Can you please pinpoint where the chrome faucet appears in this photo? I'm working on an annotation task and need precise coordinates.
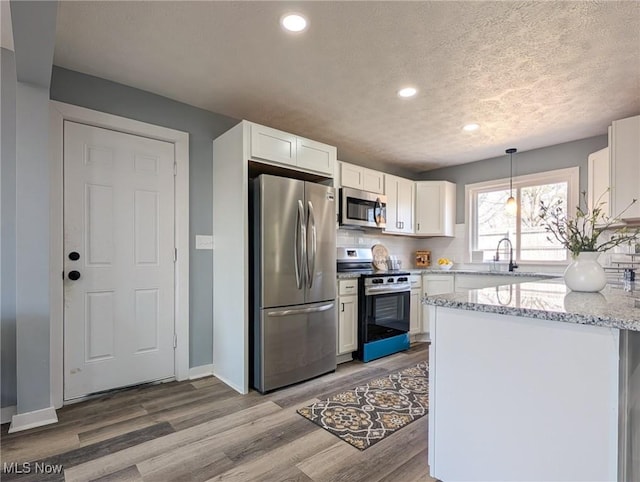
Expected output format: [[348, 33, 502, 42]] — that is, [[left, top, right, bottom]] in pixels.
[[494, 237, 518, 272]]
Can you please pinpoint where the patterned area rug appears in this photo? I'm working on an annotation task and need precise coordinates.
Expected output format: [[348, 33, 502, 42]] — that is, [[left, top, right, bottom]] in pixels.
[[297, 362, 429, 450]]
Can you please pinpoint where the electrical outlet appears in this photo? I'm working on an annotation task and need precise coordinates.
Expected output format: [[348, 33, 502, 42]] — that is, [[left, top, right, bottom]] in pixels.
[[195, 235, 214, 250]]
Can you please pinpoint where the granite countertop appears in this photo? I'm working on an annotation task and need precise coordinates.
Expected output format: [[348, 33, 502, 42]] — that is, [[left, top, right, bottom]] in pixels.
[[337, 269, 558, 279], [408, 268, 557, 278], [423, 277, 640, 332]]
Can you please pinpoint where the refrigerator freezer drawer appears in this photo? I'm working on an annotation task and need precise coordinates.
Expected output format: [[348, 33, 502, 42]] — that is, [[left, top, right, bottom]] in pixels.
[[254, 301, 337, 393]]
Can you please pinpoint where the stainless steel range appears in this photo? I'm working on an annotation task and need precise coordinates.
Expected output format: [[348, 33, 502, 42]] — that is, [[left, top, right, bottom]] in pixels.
[[337, 248, 411, 362]]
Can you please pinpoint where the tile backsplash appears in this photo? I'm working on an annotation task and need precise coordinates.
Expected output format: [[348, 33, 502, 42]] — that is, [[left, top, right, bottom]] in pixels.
[[337, 224, 569, 274], [337, 225, 468, 270]]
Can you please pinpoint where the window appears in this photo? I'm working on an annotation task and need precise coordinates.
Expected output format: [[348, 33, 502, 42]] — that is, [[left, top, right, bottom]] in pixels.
[[466, 167, 579, 263]]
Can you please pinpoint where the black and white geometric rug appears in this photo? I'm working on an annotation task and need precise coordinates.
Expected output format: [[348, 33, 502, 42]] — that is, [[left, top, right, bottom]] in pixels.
[[297, 362, 429, 450]]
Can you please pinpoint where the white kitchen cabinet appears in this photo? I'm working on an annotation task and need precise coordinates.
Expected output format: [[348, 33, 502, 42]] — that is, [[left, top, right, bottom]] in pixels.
[[384, 174, 415, 234], [415, 181, 456, 236], [409, 275, 422, 335], [250, 123, 297, 167], [610, 115, 640, 221], [422, 274, 454, 337], [587, 146, 610, 218], [249, 122, 336, 177], [340, 162, 363, 189], [297, 136, 336, 176], [363, 169, 384, 194], [337, 279, 358, 355], [339, 162, 384, 194]]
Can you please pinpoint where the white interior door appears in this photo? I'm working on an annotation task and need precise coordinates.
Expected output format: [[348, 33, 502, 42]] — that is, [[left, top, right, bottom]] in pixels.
[[64, 121, 176, 400]]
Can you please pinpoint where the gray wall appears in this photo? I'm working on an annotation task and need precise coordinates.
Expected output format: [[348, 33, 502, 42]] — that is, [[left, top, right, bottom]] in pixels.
[[1, 48, 17, 408], [15, 81, 51, 413], [50, 67, 239, 368], [419, 136, 609, 223]]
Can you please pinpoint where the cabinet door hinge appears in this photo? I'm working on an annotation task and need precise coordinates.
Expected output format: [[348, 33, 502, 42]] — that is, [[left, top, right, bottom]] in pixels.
[[174, 334, 178, 349], [173, 162, 178, 176], [174, 248, 177, 262]]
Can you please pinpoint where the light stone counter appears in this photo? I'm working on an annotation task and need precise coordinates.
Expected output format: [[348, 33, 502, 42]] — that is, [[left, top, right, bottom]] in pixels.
[[423, 277, 640, 332], [338, 269, 558, 279], [409, 268, 558, 278]]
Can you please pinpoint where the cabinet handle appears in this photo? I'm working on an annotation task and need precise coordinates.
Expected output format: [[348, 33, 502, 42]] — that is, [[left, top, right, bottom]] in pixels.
[[341, 303, 345, 312], [417, 223, 420, 230]]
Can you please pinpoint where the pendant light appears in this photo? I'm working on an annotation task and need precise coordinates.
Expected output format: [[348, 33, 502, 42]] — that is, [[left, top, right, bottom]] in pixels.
[[505, 148, 518, 215]]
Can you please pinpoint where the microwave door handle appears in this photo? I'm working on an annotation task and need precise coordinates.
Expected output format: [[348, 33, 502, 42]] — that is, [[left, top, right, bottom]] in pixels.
[[294, 200, 304, 289], [307, 201, 316, 288], [375, 198, 382, 226]]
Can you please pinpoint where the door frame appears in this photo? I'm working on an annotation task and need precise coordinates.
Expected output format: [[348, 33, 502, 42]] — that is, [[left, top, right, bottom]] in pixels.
[[49, 101, 190, 407]]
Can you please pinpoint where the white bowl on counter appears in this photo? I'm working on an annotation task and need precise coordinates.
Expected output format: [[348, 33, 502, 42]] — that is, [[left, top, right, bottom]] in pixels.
[[439, 263, 454, 271]]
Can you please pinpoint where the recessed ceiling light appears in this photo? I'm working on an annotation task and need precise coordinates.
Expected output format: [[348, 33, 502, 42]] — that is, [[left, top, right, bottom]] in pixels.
[[397, 87, 417, 98], [281, 13, 307, 32], [463, 123, 480, 132]]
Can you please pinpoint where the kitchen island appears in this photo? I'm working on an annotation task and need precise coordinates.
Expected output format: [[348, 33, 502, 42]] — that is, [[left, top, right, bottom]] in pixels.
[[423, 278, 639, 482]]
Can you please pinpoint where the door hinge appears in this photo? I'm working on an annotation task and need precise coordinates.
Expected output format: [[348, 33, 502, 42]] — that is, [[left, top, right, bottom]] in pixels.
[[173, 162, 177, 176], [173, 334, 177, 349], [174, 248, 177, 262]]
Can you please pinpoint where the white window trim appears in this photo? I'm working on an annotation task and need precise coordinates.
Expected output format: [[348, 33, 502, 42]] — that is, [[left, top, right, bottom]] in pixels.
[[49, 101, 190, 408], [464, 167, 580, 264]]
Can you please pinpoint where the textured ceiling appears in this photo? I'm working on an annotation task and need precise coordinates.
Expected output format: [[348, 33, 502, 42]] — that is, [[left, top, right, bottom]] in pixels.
[[54, 1, 640, 174]]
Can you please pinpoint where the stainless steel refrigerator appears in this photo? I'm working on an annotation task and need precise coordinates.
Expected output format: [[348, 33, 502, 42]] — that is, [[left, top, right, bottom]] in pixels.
[[251, 174, 337, 393]]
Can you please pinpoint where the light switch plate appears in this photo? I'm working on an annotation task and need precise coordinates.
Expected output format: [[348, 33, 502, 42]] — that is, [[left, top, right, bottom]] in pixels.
[[195, 235, 214, 250]]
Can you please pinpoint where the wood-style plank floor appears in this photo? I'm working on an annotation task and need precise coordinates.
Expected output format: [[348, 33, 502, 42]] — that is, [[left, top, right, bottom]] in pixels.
[[0, 343, 434, 482]]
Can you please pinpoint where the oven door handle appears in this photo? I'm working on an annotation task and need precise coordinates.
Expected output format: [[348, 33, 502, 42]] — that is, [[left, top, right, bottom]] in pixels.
[[365, 284, 411, 295]]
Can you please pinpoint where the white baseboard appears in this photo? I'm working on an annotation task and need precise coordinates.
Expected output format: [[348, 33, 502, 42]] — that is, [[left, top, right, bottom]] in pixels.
[[1, 405, 17, 424], [412, 333, 431, 343], [213, 370, 247, 394], [8, 406, 58, 433], [188, 364, 214, 380], [336, 353, 353, 365]]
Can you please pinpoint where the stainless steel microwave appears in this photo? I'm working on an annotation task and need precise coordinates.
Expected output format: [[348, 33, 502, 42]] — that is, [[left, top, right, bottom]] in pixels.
[[339, 187, 387, 228]]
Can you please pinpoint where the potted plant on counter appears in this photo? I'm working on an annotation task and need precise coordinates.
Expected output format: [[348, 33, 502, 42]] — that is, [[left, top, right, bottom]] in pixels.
[[539, 189, 640, 292]]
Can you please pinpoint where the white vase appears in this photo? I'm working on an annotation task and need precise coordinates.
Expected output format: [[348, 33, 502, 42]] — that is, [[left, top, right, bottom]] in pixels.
[[563, 252, 607, 292]]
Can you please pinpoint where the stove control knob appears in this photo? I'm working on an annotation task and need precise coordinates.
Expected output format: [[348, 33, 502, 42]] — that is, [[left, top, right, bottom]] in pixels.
[[397, 277, 408, 282], [372, 279, 383, 284], [387, 278, 395, 283]]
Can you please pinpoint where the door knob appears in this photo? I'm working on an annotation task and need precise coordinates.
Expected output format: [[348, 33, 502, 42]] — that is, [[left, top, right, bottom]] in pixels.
[[68, 270, 81, 281], [68, 251, 80, 261]]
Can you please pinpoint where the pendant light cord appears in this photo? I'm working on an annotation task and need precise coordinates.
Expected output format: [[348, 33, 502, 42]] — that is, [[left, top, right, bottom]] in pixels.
[[506, 148, 517, 197], [509, 152, 513, 196]]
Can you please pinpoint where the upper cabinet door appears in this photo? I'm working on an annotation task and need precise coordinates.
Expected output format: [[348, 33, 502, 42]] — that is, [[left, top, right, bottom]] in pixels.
[[415, 181, 456, 236], [340, 162, 364, 190], [610, 115, 640, 221], [384, 174, 414, 234], [362, 168, 384, 194], [587, 147, 610, 219], [339, 162, 384, 194], [397, 177, 415, 234], [384, 175, 400, 233], [250, 124, 297, 167], [297, 137, 336, 177]]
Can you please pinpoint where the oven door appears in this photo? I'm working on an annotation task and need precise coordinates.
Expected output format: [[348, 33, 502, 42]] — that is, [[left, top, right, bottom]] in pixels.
[[340, 187, 386, 228], [363, 290, 410, 342]]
